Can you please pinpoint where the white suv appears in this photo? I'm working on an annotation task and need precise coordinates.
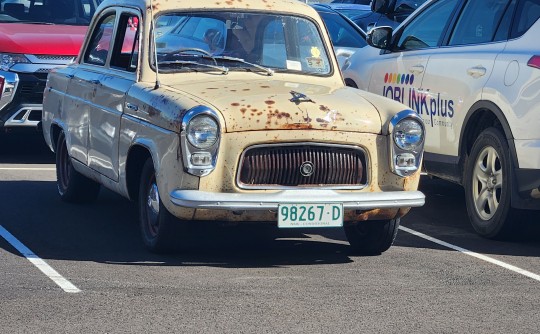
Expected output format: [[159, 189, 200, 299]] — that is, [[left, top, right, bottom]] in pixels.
[[342, 0, 540, 239]]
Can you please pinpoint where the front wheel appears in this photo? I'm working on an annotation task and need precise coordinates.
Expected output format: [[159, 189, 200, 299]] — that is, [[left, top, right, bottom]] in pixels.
[[138, 158, 179, 252], [344, 218, 400, 255], [464, 127, 515, 239]]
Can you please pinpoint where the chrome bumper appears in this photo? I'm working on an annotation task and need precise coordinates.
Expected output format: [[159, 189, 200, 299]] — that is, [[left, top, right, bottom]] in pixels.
[[170, 189, 425, 211]]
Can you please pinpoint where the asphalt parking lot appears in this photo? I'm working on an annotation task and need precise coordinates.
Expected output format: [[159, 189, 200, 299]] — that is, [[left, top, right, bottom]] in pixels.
[[1, 133, 539, 333]]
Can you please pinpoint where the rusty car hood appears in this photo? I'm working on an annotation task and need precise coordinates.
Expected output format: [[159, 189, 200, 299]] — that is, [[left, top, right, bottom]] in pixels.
[[168, 79, 383, 133]]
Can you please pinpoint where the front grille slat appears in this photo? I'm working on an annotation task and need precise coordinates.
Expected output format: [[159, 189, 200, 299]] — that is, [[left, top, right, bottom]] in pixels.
[[238, 144, 367, 188]]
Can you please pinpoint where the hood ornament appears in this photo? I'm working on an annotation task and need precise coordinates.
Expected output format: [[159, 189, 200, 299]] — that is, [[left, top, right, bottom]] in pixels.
[[289, 91, 315, 105]]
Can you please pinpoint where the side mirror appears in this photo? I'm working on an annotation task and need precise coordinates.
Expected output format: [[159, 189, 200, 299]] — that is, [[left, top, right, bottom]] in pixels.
[[367, 26, 393, 49], [371, 0, 392, 14]]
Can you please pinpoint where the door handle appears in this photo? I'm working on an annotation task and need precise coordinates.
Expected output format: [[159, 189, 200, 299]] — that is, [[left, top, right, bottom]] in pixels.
[[467, 66, 486, 78], [65, 74, 74, 79], [90, 79, 101, 85], [125, 103, 138, 111], [409, 64, 425, 74]]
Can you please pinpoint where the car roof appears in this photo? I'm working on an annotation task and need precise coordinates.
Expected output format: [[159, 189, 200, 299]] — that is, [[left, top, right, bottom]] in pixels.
[[97, 0, 317, 15]]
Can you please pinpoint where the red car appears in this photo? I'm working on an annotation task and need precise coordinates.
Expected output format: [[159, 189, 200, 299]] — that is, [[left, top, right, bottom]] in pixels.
[[0, 0, 101, 133]]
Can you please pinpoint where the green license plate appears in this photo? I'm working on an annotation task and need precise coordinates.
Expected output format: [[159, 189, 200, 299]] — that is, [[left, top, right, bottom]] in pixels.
[[278, 203, 343, 228]]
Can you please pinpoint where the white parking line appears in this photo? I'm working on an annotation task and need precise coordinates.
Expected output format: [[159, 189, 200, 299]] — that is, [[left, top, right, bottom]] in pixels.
[[399, 226, 540, 282], [0, 225, 81, 293], [0, 168, 56, 171]]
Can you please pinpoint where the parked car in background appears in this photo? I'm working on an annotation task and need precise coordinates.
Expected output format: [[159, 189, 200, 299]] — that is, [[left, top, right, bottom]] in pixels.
[[351, 0, 426, 31], [0, 0, 101, 133], [42, 0, 426, 255], [313, 3, 368, 67], [343, 0, 540, 239], [324, 3, 372, 19], [331, 0, 372, 4]]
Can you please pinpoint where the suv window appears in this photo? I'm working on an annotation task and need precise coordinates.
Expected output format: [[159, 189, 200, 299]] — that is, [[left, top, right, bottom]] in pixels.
[[449, 0, 511, 46], [511, 0, 540, 38], [84, 13, 116, 66], [396, 0, 459, 51]]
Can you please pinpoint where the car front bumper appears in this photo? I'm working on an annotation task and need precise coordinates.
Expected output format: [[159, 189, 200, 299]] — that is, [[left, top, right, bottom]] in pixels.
[[170, 189, 425, 211]]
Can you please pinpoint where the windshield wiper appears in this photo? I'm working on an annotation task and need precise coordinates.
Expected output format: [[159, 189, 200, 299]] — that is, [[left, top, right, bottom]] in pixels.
[[211, 56, 274, 76], [158, 60, 229, 74]]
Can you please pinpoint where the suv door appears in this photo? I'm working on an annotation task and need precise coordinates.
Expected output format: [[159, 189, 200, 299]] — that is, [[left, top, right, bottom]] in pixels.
[[366, 0, 460, 123], [421, 0, 514, 160]]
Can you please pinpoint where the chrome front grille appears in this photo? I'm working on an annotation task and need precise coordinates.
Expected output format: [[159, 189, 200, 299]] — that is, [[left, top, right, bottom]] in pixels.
[[238, 143, 367, 189]]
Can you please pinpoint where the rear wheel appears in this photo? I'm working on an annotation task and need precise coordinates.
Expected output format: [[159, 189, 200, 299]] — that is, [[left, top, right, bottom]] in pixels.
[[344, 218, 400, 255], [139, 158, 179, 252], [56, 132, 100, 203], [464, 127, 515, 239]]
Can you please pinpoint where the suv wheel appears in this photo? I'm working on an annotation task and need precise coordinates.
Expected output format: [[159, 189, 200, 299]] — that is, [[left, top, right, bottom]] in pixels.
[[344, 218, 400, 255], [139, 158, 179, 252], [56, 132, 100, 203], [464, 127, 515, 239]]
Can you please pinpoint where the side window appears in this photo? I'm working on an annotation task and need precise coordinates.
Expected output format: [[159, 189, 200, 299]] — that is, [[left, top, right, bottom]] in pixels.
[[511, 0, 540, 38], [449, 0, 511, 46], [110, 13, 140, 72], [84, 13, 116, 66], [396, 0, 459, 51], [493, 0, 517, 42]]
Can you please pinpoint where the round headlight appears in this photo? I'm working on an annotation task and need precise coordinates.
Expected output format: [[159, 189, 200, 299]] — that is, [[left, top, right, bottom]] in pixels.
[[393, 118, 424, 151], [187, 115, 218, 149]]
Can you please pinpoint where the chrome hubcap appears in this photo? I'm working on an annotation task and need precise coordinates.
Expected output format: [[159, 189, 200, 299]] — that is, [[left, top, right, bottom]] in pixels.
[[472, 146, 502, 220], [146, 181, 160, 236]]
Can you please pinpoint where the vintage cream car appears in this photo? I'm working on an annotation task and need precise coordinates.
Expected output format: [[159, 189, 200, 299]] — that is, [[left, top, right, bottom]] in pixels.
[[42, 0, 426, 255]]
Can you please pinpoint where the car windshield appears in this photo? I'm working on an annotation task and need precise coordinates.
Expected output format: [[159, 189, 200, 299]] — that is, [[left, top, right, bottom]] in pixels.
[[0, 0, 102, 25], [154, 11, 332, 76]]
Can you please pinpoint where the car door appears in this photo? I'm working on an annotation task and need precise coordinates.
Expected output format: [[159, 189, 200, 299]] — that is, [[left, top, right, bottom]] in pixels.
[[88, 10, 139, 182], [421, 0, 513, 157], [365, 0, 460, 118], [63, 10, 117, 166]]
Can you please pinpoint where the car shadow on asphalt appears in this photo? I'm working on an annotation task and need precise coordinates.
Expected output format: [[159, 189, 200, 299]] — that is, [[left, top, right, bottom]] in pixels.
[[0, 132, 55, 164], [1, 179, 540, 268], [0, 180, 355, 268]]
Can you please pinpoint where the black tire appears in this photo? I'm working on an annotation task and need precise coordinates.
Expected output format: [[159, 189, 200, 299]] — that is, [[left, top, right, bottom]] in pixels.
[[344, 218, 400, 255], [56, 132, 100, 203], [138, 158, 179, 253], [464, 127, 515, 239]]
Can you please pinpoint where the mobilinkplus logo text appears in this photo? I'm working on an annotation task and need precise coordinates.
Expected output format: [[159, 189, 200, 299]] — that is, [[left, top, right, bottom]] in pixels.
[[382, 73, 455, 127]]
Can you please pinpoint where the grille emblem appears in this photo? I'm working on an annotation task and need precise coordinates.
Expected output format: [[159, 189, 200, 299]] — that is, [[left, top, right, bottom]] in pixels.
[[300, 161, 314, 177]]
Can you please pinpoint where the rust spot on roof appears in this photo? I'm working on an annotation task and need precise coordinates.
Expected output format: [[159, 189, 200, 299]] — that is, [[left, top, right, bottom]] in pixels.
[[231, 102, 240, 107], [265, 100, 275, 105], [240, 108, 247, 114], [260, 85, 270, 88]]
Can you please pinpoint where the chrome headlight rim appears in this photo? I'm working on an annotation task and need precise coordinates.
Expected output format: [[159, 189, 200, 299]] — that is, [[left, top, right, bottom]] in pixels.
[[186, 114, 219, 149], [388, 109, 425, 149], [181, 106, 221, 176], [389, 110, 425, 177], [393, 118, 424, 151]]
